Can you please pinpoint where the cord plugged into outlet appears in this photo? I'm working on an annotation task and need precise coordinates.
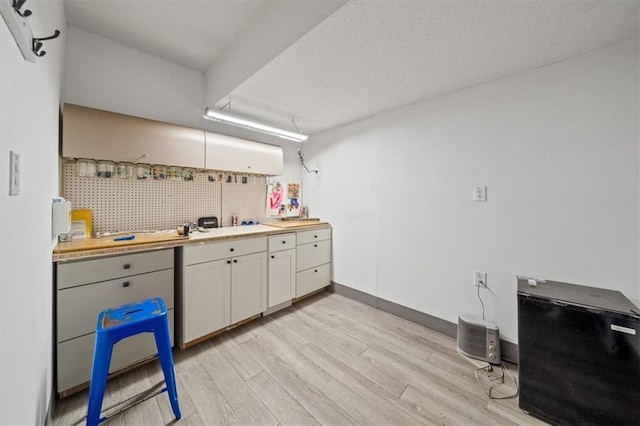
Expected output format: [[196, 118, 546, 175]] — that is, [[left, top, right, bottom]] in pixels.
[[474, 271, 487, 320], [474, 271, 487, 288]]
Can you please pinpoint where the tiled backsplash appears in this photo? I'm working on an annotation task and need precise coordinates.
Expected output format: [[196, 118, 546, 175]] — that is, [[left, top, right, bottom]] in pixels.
[[63, 162, 267, 234]]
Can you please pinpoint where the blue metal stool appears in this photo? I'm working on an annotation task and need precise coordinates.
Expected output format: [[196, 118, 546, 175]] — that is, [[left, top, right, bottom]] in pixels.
[[86, 297, 181, 425]]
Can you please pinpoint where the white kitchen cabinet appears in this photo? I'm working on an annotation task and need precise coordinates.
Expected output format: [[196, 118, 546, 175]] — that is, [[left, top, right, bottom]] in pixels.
[[230, 252, 267, 323], [183, 259, 231, 343], [296, 228, 332, 298], [267, 233, 296, 309], [57, 248, 174, 289], [55, 249, 174, 395], [296, 228, 332, 245], [57, 269, 174, 342], [296, 263, 331, 298], [204, 131, 283, 175], [296, 239, 332, 272], [177, 237, 267, 348], [268, 249, 296, 308], [62, 103, 205, 168], [268, 233, 296, 252]]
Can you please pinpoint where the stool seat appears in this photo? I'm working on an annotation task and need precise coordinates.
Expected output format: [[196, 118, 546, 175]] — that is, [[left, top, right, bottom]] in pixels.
[[87, 297, 181, 426], [99, 298, 164, 330]]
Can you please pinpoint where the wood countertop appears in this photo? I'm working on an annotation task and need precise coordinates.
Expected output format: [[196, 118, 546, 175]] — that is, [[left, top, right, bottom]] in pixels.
[[53, 222, 331, 262]]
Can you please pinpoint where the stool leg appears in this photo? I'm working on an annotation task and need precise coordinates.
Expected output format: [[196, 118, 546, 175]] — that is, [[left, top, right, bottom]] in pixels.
[[87, 332, 113, 426], [153, 318, 181, 420]]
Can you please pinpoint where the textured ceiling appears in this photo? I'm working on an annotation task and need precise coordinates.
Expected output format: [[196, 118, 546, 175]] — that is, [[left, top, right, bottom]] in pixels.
[[63, 0, 639, 136], [228, 0, 640, 134], [63, 0, 274, 71]]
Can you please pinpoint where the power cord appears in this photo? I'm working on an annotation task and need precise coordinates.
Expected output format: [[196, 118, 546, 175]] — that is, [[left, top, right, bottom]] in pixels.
[[477, 282, 485, 320], [298, 149, 318, 174], [474, 363, 519, 400]]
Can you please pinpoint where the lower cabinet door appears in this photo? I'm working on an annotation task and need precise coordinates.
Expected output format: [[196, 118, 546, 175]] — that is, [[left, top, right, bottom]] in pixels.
[[231, 252, 267, 324], [296, 263, 331, 297], [184, 259, 231, 343], [57, 310, 174, 393], [268, 249, 296, 307]]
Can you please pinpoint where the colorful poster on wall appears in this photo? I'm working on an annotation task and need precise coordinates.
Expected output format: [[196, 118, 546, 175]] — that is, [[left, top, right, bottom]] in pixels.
[[266, 180, 301, 217]]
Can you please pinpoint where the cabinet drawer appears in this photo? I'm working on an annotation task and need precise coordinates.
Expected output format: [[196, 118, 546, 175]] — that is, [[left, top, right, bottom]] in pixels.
[[57, 269, 174, 343], [296, 263, 331, 297], [297, 228, 331, 245], [268, 233, 296, 253], [297, 239, 332, 272], [184, 237, 266, 265], [57, 310, 174, 393], [57, 249, 173, 289]]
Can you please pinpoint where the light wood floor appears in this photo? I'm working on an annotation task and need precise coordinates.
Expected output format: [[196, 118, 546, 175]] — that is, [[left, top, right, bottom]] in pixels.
[[53, 291, 545, 425]]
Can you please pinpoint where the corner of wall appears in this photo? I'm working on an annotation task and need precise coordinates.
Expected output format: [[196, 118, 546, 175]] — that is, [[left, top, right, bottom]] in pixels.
[[0, 0, 66, 423]]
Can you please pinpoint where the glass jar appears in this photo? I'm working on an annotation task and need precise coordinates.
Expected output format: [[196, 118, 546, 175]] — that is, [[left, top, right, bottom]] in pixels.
[[152, 165, 167, 180], [136, 164, 151, 180], [96, 160, 114, 178], [115, 162, 133, 179], [167, 166, 183, 181], [77, 159, 96, 177], [183, 169, 194, 181]]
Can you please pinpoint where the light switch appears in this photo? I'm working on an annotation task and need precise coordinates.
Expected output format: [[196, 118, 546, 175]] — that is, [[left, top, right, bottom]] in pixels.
[[9, 151, 19, 196]]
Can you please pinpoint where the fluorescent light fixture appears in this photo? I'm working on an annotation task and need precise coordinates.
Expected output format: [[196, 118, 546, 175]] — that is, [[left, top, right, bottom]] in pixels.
[[204, 107, 308, 142]]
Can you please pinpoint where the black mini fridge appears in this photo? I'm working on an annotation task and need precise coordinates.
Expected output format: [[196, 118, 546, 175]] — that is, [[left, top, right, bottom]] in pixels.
[[517, 278, 640, 425]]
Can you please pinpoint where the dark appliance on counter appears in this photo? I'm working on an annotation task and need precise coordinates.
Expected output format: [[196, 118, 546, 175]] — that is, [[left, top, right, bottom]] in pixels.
[[197, 216, 218, 229], [517, 278, 640, 425]]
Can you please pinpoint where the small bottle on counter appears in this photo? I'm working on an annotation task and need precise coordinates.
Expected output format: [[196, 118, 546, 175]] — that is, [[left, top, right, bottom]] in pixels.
[[231, 215, 238, 227]]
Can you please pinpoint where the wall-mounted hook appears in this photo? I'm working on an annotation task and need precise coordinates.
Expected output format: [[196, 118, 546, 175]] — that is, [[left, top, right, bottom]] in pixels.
[[32, 29, 60, 57], [12, 0, 31, 17]]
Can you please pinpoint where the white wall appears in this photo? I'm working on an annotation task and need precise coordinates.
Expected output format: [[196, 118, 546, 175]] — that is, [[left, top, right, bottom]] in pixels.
[[65, 25, 204, 129], [304, 40, 639, 343], [64, 26, 301, 180], [0, 1, 66, 424]]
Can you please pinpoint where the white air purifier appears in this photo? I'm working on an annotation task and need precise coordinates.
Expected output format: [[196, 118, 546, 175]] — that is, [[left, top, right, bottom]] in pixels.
[[457, 314, 501, 364]]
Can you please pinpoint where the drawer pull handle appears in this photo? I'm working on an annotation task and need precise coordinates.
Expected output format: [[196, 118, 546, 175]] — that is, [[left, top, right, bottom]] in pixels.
[[314, 269, 318, 273], [314, 235, 318, 238], [271, 255, 275, 259], [282, 241, 286, 244], [233, 259, 238, 263], [123, 264, 131, 269], [230, 248, 235, 252], [314, 244, 318, 247], [122, 281, 130, 287], [227, 260, 231, 264]]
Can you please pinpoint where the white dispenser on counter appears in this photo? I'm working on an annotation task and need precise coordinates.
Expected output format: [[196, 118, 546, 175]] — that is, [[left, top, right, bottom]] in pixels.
[[52, 198, 72, 238]]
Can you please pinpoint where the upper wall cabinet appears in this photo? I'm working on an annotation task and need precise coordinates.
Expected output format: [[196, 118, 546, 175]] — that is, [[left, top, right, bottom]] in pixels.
[[205, 132, 283, 176], [62, 104, 205, 169]]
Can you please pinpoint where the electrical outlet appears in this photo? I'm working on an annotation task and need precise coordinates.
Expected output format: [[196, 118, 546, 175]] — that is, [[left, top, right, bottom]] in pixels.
[[474, 271, 487, 288], [473, 185, 486, 202]]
